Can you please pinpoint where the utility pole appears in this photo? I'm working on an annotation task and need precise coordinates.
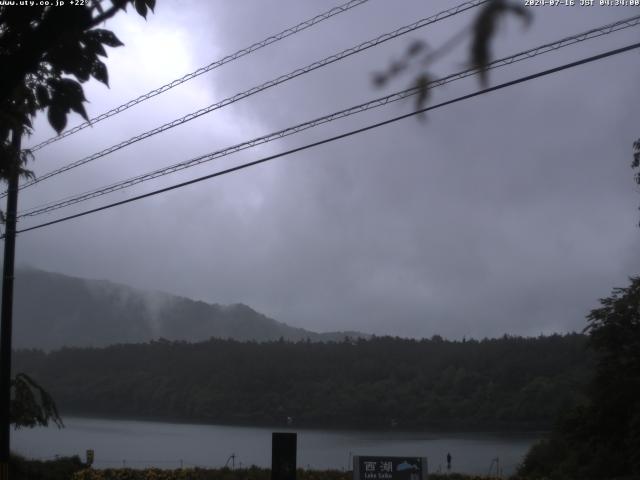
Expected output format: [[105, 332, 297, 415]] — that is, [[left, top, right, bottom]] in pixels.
[[0, 130, 21, 480]]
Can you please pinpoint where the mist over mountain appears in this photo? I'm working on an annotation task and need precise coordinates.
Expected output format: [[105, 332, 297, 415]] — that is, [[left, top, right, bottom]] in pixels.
[[13, 267, 366, 350]]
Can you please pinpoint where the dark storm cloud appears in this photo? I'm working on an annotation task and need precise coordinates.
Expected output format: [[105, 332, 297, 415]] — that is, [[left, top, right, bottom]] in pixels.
[[15, 0, 640, 339]]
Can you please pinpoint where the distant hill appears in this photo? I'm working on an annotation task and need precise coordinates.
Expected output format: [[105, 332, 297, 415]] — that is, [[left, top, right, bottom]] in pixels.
[[13, 267, 366, 350]]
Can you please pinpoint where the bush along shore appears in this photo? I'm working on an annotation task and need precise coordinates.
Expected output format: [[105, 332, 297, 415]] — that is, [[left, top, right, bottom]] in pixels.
[[71, 468, 497, 480], [10, 456, 505, 480], [10, 454, 87, 480]]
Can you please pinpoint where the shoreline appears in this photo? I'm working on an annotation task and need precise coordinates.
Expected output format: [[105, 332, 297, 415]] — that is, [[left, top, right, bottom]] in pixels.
[[56, 413, 548, 437]]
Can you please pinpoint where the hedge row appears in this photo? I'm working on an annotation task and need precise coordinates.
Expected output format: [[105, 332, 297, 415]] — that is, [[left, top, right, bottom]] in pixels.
[[71, 468, 490, 480]]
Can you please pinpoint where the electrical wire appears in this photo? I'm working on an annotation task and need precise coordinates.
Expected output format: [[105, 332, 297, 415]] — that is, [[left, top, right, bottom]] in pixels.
[[8, 0, 488, 197], [18, 14, 640, 219], [27, 0, 374, 153], [10, 41, 640, 237]]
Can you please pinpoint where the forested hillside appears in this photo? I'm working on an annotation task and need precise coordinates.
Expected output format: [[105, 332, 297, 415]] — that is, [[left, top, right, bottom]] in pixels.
[[14, 334, 591, 430], [13, 267, 365, 349]]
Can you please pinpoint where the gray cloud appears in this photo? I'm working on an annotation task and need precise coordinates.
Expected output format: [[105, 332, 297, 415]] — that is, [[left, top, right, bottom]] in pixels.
[[14, 0, 640, 339]]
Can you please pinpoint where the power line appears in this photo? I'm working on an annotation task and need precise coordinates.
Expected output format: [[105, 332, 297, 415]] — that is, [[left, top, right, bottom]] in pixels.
[[26, 0, 373, 153], [9, 0, 488, 197], [11, 42, 640, 237], [18, 14, 640, 219]]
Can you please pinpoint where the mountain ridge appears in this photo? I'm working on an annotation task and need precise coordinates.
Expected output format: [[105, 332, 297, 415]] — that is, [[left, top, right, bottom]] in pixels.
[[13, 267, 367, 350]]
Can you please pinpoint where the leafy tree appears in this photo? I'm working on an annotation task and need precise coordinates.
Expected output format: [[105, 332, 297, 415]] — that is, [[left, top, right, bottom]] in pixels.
[[0, 0, 157, 438], [583, 276, 640, 476], [518, 277, 640, 479], [0, 0, 157, 177], [10, 374, 62, 429]]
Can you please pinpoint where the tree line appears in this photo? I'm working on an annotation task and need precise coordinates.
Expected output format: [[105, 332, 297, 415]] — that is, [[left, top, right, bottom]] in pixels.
[[516, 277, 640, 479], [13, 333, 590, 431]]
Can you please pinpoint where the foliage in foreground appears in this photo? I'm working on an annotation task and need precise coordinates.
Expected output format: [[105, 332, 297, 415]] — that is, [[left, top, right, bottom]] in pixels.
[[10, 373, 63, 429], [10, 453, 86, 480], [517, 277, 640, 480], [10, 457, 494, 480], [71, 467, 491, 480]]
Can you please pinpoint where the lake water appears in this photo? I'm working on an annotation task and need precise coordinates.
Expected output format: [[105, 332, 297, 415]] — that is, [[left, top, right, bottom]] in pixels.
[[12, 417, 541, 475]]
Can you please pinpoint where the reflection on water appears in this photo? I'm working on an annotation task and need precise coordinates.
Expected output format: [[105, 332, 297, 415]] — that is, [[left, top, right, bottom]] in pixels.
[[12, 417, 540, 475]]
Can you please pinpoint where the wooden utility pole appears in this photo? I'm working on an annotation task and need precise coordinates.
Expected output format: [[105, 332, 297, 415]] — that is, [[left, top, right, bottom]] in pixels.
[[0, 130, 21, 480]]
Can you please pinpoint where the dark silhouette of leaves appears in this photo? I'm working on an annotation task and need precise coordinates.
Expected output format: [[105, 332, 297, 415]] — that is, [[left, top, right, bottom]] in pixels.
[[10, 373, 63, 429], [407, 40, 427, 57], [83, 35, 108, 58], [88, 28, 124, 48], [0, 0, 155, 181], [47, 105, 67, 135], [389, 59, 407, 77], [45, 78, 89, 133], [134, 0, 149, 19], [134, 0, 155, 19], [35, 85, 50, 106], [91, 59, 109, 86], [471, 0, 531, 86], [372, 72, 387, 88], [414, 73, 431, 113], [373, 40, 430, 89], [0, 2, 159, 428], [0, 138, 34, 182]]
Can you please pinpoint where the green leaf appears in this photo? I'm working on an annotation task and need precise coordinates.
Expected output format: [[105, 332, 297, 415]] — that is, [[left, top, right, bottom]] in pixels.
[[45, 40, 95, 82], [47, 105, 67, 134], [91, 59, 109, 86], [47, 78, 89, 128], [110, 0, 130, 11], [50, 78, 87, 106], [90, 28, 124, 48], [60, 80, 88, 121], [134, 0, 148, 18], [83, 35, 107, 57], [69, 99, 88, 121], [72, 58, 93, 82], [35, 85, 50, 106]]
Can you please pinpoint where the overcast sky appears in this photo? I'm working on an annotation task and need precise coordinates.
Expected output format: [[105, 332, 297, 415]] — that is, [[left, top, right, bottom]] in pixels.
[[12, 0, 640, 339]]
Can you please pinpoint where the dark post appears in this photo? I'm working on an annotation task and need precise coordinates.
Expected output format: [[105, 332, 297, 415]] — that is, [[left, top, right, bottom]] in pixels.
[[271, 432, 297, 480], [85, 449, 94, 466], [0, 131, 21, 480]]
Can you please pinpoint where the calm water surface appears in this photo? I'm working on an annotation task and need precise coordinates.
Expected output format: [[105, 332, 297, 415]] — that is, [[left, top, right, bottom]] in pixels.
[[13, 417, 541, 475]]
